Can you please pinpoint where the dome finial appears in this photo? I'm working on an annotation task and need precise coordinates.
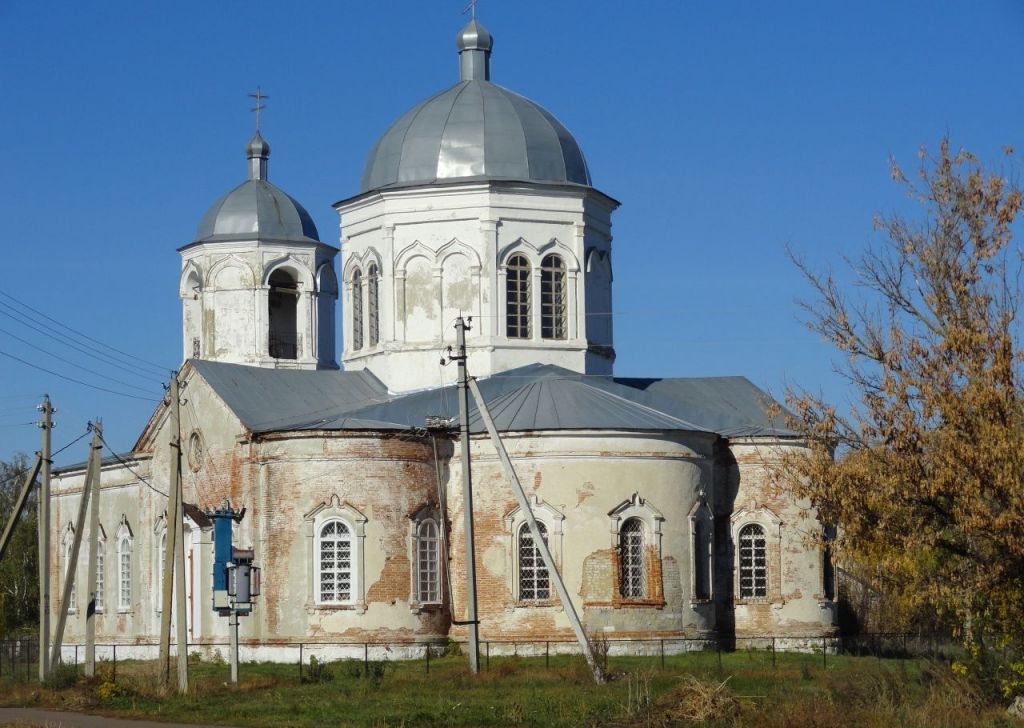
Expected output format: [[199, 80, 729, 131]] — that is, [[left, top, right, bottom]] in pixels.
[[246, 87, 271, 180], [456, 17, 492, 81]]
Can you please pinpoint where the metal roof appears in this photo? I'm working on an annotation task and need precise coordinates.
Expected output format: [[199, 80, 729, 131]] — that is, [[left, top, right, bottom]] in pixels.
[[359, 19, 591, 194], [190, 361, 794, 439], [192, 134, 320, 245], [189, 360, 391, 433]]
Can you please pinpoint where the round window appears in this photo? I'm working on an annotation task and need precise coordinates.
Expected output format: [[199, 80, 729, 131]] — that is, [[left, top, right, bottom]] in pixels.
[[187, 430, 205, 472]]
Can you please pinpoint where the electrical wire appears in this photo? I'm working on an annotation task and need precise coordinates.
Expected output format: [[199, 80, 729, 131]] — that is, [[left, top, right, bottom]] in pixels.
[[0, 289, 170, 375], [0, 305, 167, 385], [0, 350, 161, 402], [0, 325, 161, 395], [52, 428, 94, 459], [96, 430, 168, 498]]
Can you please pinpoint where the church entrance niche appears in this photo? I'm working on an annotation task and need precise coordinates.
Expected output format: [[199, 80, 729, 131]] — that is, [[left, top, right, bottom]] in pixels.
[[268, 269, 299, 359]]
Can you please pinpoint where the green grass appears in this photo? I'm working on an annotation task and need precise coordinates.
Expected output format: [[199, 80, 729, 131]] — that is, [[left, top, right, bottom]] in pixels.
[[0, 650, 1015, 727]]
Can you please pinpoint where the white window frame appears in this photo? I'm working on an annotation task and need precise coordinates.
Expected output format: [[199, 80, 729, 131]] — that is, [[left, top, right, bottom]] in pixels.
[[367, 263, 380, 348], [61, 524, 77, 614], [505, 254, 531, 339], [93, 524, 107, 613], [608, 492, 664, 605], [154, 516, 167, 614], [517, 521, 551, 602], [304, 496, 368, 611], [411, 509, 442, 607], [116, 516, 133, 613], [540, 253, 567, 340], [351, 268, 364, 351], [730, 504, 783, 603], [688, 498, 714, 603], [505, 495, 564, 605]]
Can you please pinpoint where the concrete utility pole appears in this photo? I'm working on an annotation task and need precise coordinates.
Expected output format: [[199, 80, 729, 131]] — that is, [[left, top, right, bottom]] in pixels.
[[453, 317, 480, 674], [85, 421, 102, 677], [38, 396, 53, 681], [158, 375, 189, 693], [50, 425, 101, 668], [468, 378, 605, 684]]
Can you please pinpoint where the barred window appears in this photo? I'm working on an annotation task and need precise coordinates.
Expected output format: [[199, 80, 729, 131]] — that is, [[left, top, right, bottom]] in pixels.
[[619, 518, 646, 599], [351, 268, 364, 351], [318, 520, 353, 604], [118, 535, 132, 610], [94, 544, 105, 612], [416, 519, 440, 604], [739, 524, 767, 599], [518, 522, 550, 601], [540, 254, 566, 340], [367, 263, 380, 347], [506, 255, 531, 339]]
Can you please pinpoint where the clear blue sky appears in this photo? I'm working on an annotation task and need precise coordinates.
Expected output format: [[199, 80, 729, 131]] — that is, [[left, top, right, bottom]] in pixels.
[[1, 0, 1021, 463]]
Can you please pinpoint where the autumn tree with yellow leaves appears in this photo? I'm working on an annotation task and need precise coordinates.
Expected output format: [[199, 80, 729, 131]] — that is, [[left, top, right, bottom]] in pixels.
[[781, 140, 1024, 677]]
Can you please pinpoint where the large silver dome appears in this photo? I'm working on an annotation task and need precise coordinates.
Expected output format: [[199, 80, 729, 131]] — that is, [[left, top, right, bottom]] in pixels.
[[194, 132, 320, 244], [359, 20, 591, 194]]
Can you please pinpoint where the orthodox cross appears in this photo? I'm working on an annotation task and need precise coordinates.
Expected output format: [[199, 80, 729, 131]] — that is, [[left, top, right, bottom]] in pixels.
[[248, 86, 269, 132], [462, 0, 478, 18]]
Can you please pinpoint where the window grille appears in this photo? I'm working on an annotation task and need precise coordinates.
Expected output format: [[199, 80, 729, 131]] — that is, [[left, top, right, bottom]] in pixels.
[[118, 536, 131, 610], [268, 269, 299, 360], [367, 264, 380, 347], [518, 522, 550, 601], [540, 254, 567, 340], [319, 520, 353, 603], [619, 518, 646, 599], [506, 255, 531, 338], [192, 336, 200, 359], [739, 524, 768, 598], [95, 545, 105, 611], [352, 269, 364, 351], [416, 519, 440, 603]]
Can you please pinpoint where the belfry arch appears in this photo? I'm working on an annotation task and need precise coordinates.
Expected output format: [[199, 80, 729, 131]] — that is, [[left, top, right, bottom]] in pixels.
[[268, 268, 299, 360]]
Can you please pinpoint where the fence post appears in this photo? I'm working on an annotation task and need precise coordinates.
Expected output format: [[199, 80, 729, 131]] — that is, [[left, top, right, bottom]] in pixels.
[[660, 639, 665, 670], [771, 637, 776, 668], [426, 644, 430, 674], [717, 637, 722, 671], [298, 644, 303, 682], [363, 643, 368, 677], [545, 641, 549, 669], [485, 641, 490, 670], [823, 636, 827, 669]]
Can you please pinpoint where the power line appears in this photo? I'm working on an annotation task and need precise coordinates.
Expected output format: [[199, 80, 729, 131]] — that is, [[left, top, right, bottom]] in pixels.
[[0, 325, 161, 396], [52, 428, 94, 459], [0, 289, 171, 375], [0, 349, 161, 402], [0, 304, 166, 385], [96, 430, 168, 498]]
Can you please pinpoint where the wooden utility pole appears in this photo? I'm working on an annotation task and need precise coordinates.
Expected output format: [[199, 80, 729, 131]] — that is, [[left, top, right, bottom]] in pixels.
[[38, 397, 53, 681], [84, 421, 102, 677], [50, 425, 101, 668], [468, 378, 605, 684], [453, 317, 480, 673], [158, 375, 189, 693]]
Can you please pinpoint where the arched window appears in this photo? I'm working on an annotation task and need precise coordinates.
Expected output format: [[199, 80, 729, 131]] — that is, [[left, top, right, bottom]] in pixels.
[[94, 541, 105, 612], [693, 519, 711, 600], [268, 269, 299, 359], [367, 263, 379, 347], [540, 254, 567, 340], [738, 524, 768, 599], [318, 520, 353, 604], [518, 522, 550, 601], [351, 268, 364, 351], [415, 519, 440, 604], [506, 255, 531, 339], [64, 541, 76, 611], [156, 529, 167, 612], [619, 518, 646, 599], [118, 534, 132, 611]]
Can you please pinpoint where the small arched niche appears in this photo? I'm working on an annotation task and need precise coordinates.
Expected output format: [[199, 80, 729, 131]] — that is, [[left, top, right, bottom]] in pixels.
[[268, 268, 299, 359]]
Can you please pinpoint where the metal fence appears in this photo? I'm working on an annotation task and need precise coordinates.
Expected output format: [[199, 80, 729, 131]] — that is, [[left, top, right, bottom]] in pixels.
[[0, 632, 968, 683]]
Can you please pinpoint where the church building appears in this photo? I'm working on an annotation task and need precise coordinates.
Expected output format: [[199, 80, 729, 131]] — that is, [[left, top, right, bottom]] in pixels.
[[50, 19, 836, 659]]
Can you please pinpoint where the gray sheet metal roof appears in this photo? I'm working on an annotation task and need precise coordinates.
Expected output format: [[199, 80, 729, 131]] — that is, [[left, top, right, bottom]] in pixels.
[[190, 360, 392, 433], [359, 20, 590, 193], [192, 134, 320, 245], [192, 361, 795, 439]]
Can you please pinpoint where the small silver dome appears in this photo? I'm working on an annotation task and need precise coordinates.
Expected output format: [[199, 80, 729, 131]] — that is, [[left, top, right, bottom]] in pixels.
[[194, 134, 320, 244], [359, 20, 591, 194]]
